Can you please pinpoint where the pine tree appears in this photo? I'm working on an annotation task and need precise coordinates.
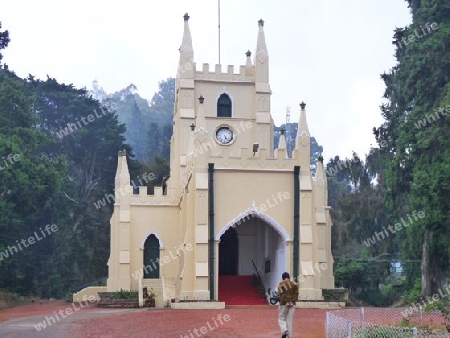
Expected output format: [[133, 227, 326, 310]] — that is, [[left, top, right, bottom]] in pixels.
[[374, 0, 450, 297]]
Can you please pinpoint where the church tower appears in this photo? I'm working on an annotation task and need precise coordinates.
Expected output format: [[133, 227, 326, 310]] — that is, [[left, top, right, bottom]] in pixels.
[[162, 13, 334, 302]]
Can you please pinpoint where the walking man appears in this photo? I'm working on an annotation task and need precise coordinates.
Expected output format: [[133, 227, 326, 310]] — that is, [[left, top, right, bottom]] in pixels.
[[277, 272, 298, 338]]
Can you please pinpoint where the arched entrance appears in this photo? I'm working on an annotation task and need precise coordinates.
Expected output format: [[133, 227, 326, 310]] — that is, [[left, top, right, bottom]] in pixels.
[[216, 209, 290, 304], [143, 234, 160, 278], [219, 228, 238, 275]]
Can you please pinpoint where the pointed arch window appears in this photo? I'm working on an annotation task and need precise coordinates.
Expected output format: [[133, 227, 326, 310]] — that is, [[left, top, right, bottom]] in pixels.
[[143, 234, 160, 278], [217, 93, 232, 117]]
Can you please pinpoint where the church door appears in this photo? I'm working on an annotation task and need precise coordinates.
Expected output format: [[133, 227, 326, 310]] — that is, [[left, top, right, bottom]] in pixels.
[[219, 228, 239, 275], [143, 235, 160, 278]]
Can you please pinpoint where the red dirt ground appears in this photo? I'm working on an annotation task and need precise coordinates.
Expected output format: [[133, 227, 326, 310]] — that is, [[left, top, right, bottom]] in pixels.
[[0, 301, 327, 337], [71, 307, 327, 338], [4, 301, 448, 337]]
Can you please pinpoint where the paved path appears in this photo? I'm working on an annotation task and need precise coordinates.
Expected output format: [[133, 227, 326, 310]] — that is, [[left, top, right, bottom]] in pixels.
[[0, 306, 142, 338]]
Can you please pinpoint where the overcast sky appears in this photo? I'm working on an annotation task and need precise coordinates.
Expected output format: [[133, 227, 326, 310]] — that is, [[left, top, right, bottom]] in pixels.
[[2, 0, 411, 161]]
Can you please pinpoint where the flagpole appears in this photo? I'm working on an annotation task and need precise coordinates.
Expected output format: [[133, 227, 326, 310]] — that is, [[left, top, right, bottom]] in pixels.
[[218, 0, 221, 64]]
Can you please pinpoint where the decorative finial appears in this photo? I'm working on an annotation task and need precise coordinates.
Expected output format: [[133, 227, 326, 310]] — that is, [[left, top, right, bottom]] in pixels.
[[280, 127, 285, 135], [190, 123, 196, 131], [184, 13, 190, 21], [258, 19, 264, 27], [318, 155, 324, 163], [198, 95, 204, 104], [245, 50, 252, 57], [300, 101, 306, 110], [118, 149, 127, 156]]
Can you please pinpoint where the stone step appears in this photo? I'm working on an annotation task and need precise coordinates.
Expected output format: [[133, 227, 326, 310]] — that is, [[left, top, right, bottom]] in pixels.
[[142, 279, 164, 308]]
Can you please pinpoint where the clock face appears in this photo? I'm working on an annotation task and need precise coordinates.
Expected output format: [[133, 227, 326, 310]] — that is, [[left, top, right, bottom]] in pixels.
[[216, 127, 233, 144]]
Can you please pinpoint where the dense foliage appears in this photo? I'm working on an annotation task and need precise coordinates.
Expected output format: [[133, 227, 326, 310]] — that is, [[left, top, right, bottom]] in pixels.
[[374, 0, 450, 297], [330, 0, 450, 304], [0, 69, 137, 298], [0, 22, 9, 64]]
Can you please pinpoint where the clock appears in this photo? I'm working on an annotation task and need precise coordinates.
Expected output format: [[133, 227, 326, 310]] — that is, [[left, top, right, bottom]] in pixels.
[[216, 126, 233, 144]]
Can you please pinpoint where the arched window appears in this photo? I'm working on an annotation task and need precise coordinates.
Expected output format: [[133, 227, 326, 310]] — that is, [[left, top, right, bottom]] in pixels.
[[143, 234, 160, 278], [217, 93, 232, 117]]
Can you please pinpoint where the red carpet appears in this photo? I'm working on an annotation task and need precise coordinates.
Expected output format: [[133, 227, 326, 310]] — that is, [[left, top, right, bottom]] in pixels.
[[219, 275, 268, 305]]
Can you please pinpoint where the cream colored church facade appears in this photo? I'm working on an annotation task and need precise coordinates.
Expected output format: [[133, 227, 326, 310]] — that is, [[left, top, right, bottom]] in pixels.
[[74, 14, 334, 306]]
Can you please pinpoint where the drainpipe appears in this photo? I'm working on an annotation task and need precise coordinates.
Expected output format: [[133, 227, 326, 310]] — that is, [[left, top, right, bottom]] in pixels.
[[208, 163, 215, 300], [293, 166, 300, 281]]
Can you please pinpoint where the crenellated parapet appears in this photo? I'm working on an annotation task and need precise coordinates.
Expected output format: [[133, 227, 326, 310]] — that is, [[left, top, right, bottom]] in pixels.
[[208, 147, 315, 172], [195, 63, 255, 83], [129, 186, 179, 206]]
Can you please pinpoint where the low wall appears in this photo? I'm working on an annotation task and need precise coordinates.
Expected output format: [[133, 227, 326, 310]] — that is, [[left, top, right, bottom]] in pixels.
[[296, 301, 345, 309], [171, 302, 226, 309], [73, 286, 107, 303]]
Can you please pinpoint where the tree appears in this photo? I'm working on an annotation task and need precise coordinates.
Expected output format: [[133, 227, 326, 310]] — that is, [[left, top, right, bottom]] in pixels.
[[0, 22, 10, 65], [149, 78, 175, 127], [326, 148, 396, 305], [0, 70, 67, 295], [24, 75, 134, 296], [145, 123, 162, 163], [374, 0, 450, 297], [94, 78, 175, 162]]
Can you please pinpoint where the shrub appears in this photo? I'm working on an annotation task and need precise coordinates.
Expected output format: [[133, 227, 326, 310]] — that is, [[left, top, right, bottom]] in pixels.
[[401, 277, 421, 304], [354, 325, 414, 337], [0, 289, 34, 310], [113, 289, 138, 300]]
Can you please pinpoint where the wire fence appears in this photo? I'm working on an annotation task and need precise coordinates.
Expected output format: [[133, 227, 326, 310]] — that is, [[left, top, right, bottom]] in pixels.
[[326, 307, 450, 337]]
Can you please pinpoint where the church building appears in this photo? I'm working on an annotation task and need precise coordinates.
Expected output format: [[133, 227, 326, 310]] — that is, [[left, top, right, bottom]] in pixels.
[[76, 13, 335, 307]]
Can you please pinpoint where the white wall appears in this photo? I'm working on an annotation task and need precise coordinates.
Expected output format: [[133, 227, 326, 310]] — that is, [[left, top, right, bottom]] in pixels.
[[233, 218, 286, 294]]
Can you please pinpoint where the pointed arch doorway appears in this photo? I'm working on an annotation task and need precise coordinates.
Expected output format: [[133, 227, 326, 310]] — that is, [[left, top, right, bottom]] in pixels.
[[216, 209, 290, 304]]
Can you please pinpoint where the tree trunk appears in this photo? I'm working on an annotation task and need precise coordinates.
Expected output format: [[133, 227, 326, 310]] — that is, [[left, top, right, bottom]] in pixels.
[[421, 229, 442, 297]]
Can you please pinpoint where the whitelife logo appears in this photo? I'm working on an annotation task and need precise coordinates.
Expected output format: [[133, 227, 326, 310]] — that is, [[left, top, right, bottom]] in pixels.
[[131, 243, 193, 280], [55, 102, 118, 139], [414, 104, 450, 129], [401, 284, 450, 319], [0, 153, 21, 170], [93, 172, 156, 209], [0, 224, 58, 261], [362, 211, 425, 247], [34, 295, 96, 331], [396, 22, 438, 49], [180, 314, 231, 338]]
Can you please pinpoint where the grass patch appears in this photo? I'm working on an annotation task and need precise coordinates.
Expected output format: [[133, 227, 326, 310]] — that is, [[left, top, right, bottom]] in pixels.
[[0, 289, 37, 311]]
